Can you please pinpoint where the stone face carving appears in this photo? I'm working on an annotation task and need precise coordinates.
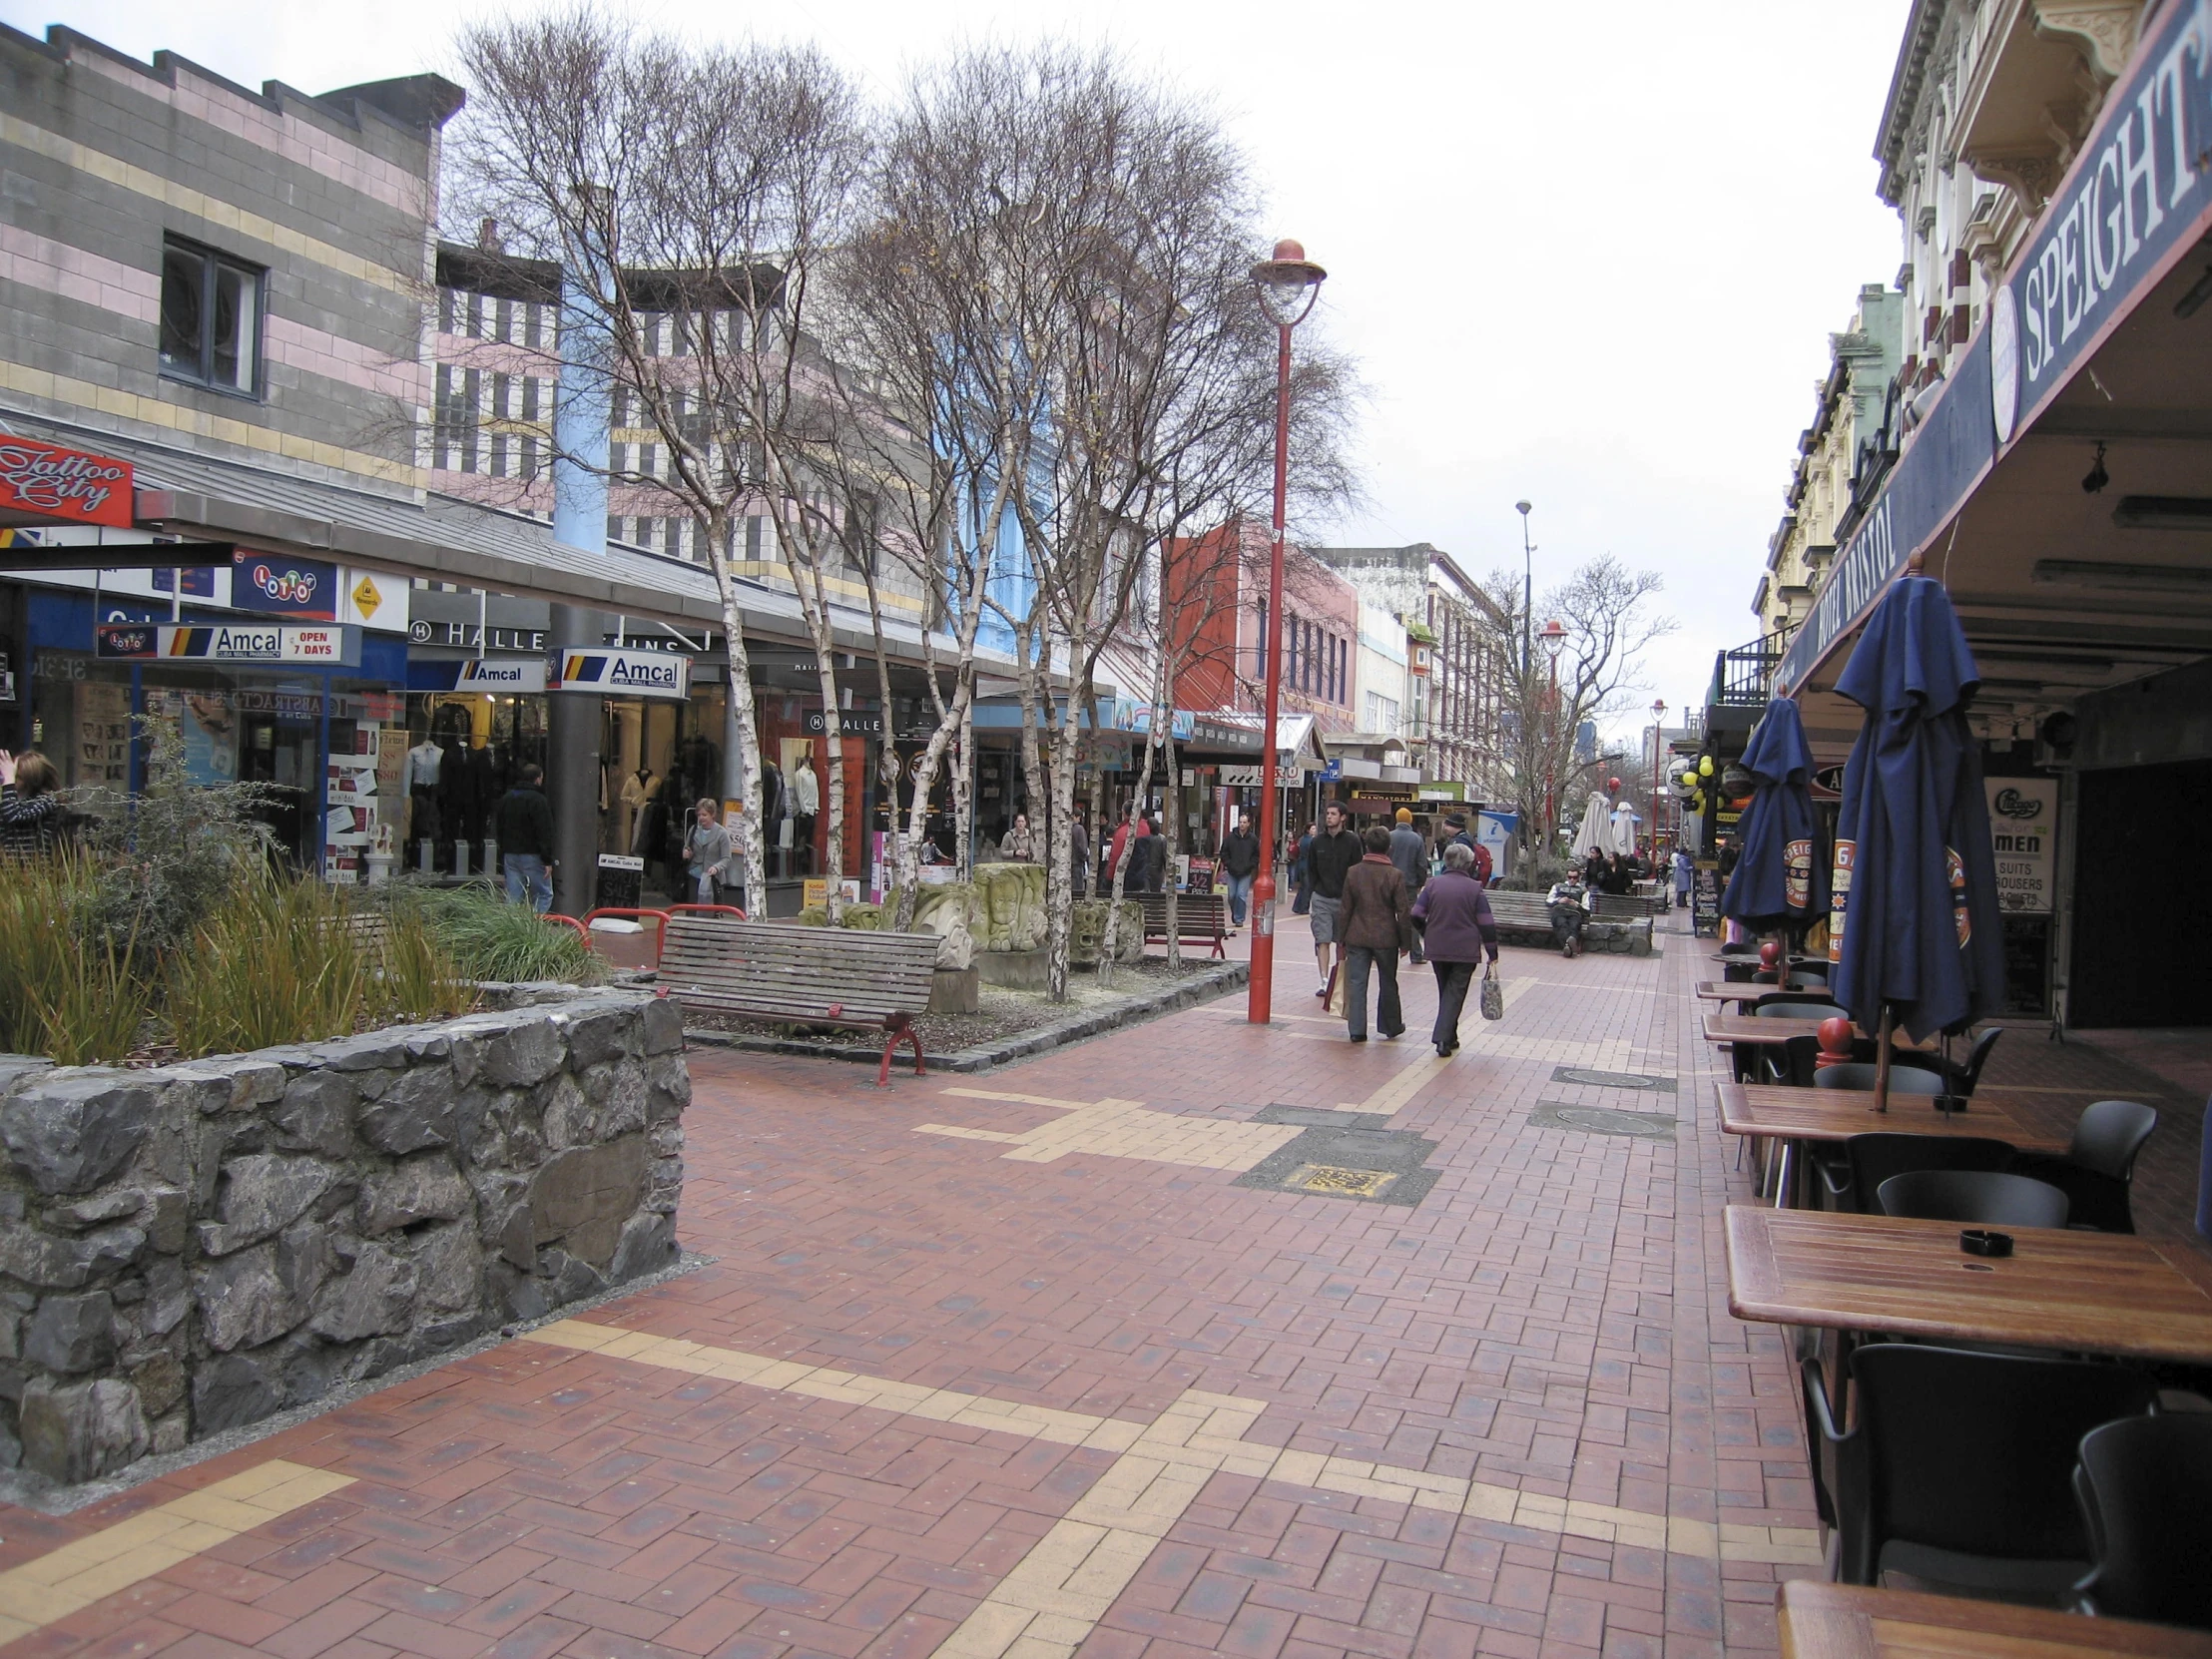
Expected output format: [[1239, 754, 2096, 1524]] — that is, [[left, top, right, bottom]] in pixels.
[[0, 990, 687, 1485]]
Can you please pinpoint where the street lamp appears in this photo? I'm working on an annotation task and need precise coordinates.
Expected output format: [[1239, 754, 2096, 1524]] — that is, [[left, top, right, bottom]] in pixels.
[[1247, 238, 1327, 1026], [1515, 501, 1534, 680], [1650, 699, 1667, 859], [1539, 619, 1566, 834]]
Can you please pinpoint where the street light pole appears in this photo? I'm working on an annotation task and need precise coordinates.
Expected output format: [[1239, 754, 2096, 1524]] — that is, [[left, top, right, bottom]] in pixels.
[[1650, 699, 1667, 859], [1515, 500, 1534, 681], [1246, 240, 1327, 1026]]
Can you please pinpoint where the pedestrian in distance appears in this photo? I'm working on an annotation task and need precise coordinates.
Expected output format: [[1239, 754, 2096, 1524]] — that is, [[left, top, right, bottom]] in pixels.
[[1070, 810, 1091, 899], [1387, 808, 1428, 964], [0, 750, 64, 856], [1673, 844, 1695, 912], [1413, 841, 1501, 1057], [1218, 812, 1260, 930], [1441, 810, 1491, 884], [1304, 800, 1361, 999], [682, 798, 736, 908], [1000, 811, 1036, 862], [493, 763, 557, 912], [1337, 824, 1412, 1041], [1143, 812, 1168, 892]]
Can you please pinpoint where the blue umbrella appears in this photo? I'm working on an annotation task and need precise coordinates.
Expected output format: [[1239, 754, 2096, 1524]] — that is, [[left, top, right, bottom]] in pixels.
[[1721, 696, 1827, 936], [1827, 573, 2005, 1069]]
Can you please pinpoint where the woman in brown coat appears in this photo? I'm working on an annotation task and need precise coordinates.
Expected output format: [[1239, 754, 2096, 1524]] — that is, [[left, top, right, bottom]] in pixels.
[[1336, 824, 1412, 1041]]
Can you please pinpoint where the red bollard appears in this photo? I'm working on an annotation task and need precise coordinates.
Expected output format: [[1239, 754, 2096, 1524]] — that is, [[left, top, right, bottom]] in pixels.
[[1815, 1016, 1855, 1071]]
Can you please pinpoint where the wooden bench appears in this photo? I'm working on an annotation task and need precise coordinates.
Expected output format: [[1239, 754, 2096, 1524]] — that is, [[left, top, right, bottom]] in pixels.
[[1485, 889, 1655, 956], [1592, 891, 1666, 921], [658, 916, 941, 1085], [1136, 891, 1227, 957]]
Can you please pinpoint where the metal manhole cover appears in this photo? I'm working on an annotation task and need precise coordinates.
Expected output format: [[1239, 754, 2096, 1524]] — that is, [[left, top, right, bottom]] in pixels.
[[1528, 1103, 1677, 1140], [1287, 1165, 1399, 1198], [1551, 1067, 1678, 1093]]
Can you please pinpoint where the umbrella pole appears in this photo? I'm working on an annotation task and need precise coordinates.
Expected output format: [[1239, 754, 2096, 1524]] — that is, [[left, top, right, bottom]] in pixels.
[[1872, 1005, 1895, 1114]]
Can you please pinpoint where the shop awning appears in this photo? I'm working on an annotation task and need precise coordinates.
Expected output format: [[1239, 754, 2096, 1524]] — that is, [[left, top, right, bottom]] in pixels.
[[1778, 4, 2212, 757]]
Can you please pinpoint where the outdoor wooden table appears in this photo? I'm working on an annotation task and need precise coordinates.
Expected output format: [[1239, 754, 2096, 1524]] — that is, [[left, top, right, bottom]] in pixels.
[[1725, 1204, 2212, 1365], [1702, 1013, 1938, 1049], [1776, 1581, 2212, 1659], [1713, 1081, 2074, 1154], [1697, 980, 1830, 1004]]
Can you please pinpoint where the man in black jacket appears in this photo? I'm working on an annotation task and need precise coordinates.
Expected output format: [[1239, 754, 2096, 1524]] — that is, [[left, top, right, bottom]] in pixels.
[[1305, 801, 1360, 997], [1218, 813, 1260, 929], [494, 764, 556, 912]]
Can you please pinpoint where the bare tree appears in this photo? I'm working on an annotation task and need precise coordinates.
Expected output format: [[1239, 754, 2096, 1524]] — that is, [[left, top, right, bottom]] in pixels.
[[450, 15, 869, 908], [1475, 555, 1675, 861]]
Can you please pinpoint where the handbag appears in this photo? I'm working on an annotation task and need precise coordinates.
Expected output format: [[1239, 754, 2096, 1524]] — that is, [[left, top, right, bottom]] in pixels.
[[1479, 961, 1505, 1021], [1324, 962, 1347, 1017]]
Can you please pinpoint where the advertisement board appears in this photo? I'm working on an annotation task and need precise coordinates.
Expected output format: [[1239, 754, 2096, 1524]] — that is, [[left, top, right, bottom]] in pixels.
[[1986, 778, 2056, 913], [95, 623, 361, 667], [550, 647, 692, 700], [0, 436, 134, 528], [231, 550, 339, 621]]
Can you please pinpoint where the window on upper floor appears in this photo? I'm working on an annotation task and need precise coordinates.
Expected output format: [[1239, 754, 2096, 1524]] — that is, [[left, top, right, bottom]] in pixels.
[[160, 237, 263, 397]]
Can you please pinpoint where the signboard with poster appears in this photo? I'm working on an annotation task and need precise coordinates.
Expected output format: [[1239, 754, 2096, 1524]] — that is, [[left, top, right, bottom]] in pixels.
[[1986, 778, 2055, 913]]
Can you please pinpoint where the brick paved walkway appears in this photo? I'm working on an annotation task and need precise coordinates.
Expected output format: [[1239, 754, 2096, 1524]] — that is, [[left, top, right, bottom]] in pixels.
[[2, 912, 2203, 1659]]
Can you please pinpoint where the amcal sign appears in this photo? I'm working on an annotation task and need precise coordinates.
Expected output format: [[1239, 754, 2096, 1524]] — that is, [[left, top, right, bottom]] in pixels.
[[96, 623, 361, 666], [550, 647, 692, 700], [0, 436, 134, 528]]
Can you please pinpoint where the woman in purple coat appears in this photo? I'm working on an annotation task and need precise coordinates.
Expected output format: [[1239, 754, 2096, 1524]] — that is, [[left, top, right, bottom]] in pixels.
[[1410, 841, 1501, 1057]]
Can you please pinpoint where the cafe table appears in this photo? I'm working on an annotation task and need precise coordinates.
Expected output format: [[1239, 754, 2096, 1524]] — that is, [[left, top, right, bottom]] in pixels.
[[1725, 1204, 2212, 1366], [1777, 1581, 2212, 1659], [1698, 980, 1831, 1005], [1703, 1012, 1940, 1048], [1713, 1080, 2080, 1206]]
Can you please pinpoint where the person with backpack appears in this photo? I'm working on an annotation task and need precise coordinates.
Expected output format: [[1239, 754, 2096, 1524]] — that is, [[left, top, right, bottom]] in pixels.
[[1441, 811, 1492, 884]]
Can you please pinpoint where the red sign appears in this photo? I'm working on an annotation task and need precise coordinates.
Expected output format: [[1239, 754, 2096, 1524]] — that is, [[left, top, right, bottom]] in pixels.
[[0, 436, 134, 528]]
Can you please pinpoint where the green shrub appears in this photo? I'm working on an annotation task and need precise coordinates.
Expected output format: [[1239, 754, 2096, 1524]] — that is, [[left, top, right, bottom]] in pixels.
[[0, 852, 153, 1064], [393, 881, 604, 985]]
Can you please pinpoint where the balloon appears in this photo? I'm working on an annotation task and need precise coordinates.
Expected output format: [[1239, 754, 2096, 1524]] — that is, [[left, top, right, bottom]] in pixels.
[[1607, 777, 1620, 792], [1698, 757, 1714, 777]]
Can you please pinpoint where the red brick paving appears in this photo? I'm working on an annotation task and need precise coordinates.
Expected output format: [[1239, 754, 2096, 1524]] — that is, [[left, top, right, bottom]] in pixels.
[[4, 911, 2203, 1659]]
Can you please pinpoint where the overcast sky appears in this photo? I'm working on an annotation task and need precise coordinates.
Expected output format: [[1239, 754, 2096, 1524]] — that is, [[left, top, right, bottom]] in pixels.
[[12, 0, 1912, 740]]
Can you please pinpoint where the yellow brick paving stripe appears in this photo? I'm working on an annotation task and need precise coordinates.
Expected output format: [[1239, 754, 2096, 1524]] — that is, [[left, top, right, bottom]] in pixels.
[[525, 1319, 1820, 1658], [0, 1458, 355, 1644]]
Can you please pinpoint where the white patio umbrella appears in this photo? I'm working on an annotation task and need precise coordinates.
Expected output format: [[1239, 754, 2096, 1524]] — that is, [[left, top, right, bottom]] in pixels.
[[1569, 791, 1612, 861], [1608, 800, 1639, 855]]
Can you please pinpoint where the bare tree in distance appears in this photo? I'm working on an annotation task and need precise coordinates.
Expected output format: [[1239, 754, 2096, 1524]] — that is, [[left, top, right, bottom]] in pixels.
[[1475, 555, 1675, 863], [449, 13, 870, 911]]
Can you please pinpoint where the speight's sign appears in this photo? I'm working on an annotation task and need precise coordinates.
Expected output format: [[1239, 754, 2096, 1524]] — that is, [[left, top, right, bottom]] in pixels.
[[549, 647, 692, 700], [96, 623, 361, 666], [0, 436, 134, 529]]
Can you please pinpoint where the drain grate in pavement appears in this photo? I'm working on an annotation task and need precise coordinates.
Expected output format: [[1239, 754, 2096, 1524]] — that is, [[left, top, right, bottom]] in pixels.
[[1551, 1066, 1678, 1092], [1528, 1102, 1677, 1140], [1235, 1124, 1439, 1206], [1252, 1105, 1393, 1130]]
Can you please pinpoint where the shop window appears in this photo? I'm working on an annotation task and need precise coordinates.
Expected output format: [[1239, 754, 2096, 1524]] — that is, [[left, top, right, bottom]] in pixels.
[[159, 237, 263, 396]]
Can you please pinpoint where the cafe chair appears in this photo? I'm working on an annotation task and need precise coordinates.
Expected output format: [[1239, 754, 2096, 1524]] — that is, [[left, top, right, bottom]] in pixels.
[[1912, 1027, 2003, 1098], [1756, 999, 1851, 1024], [2008, 1101, 2157, 1235], [1751, 969, 1829, 989], [1813, 1062, 1948, 1096], [1801, 1344, 2158, 1598], [2071, 1413, 2212, 1630], [1824, 1133, 2016, 1214], [1876, 1169, 2071, 1229]]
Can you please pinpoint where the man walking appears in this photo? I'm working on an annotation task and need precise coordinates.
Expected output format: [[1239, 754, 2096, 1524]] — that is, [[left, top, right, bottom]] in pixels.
[[1387, 809, 1428, 963], [494, 763, 556, 912], [1305, 800, 1359, 997], [1441, 810, 1491, 884], [1337, 825, 1411, 1041], [1219, 812, 1260, 930]]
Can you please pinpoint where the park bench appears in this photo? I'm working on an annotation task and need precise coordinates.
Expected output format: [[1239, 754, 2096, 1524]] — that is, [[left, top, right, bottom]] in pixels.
[[1483, 889, 1655, 956], [1592, 891, 1666, 921], [657, 914, 940, 1085], [1136, 890, 1228, 958]]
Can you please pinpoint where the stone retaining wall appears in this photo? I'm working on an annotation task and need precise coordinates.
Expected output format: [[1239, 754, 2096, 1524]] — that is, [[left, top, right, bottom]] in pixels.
[[0, 989, 689, 1485]]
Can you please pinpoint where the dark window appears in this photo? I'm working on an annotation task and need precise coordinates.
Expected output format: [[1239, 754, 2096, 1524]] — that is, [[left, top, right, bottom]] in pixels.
[[159, 238, 263, 396]]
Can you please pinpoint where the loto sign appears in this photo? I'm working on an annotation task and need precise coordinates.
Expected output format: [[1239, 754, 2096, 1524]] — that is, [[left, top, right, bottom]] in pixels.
[[0, 436, 134, 528]]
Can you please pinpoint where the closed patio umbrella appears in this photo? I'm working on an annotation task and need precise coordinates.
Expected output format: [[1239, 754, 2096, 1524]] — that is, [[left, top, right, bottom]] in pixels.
[[1828, 568, 2005, 1108], [1721, 695, 1827, 936], [1570, 791, 1612, 862]]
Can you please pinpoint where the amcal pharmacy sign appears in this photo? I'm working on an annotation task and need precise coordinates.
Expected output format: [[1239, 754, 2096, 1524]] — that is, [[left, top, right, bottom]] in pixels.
[[0, 436, 134, 528], [96, 623, 361, 666], [549, 647, 692, 700]]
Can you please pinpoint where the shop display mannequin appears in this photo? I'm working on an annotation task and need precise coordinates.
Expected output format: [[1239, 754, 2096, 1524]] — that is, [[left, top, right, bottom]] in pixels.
[[405, 736, 443, 845], [790, 754, 820, 874], [622, 765, 656, 851]]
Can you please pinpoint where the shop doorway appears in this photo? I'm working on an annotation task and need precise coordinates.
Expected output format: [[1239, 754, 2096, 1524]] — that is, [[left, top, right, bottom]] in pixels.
[[2069, 758, 2212, 1028]]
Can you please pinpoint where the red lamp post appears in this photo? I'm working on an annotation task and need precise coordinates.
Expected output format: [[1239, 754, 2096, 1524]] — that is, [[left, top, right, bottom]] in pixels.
[[1247, 238, 1327, 1025]]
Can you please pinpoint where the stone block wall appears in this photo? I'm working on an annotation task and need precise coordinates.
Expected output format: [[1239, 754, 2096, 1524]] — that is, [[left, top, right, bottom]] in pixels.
[[0, 989, 689, 1485]]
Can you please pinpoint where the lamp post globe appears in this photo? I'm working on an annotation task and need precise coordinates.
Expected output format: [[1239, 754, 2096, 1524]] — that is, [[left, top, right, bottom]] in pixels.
[[1247, 239, 1326, 1026]]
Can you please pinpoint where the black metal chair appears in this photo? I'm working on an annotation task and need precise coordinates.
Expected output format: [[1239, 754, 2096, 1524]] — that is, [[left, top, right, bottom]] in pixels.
[[2072, 1413, 2212, 1629], [1824, 1133, 2016, 1214], [1800, 1344, 2158, 1598], [1918, 1026, 2003, 1096], [1876, 1169, 2070, 1228], [2010, 1101, 2157, 1235], [1813, 1062, 1948, 1096]]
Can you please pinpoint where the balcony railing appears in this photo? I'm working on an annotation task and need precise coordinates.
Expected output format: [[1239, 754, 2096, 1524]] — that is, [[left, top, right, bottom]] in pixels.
[[1708, 631, 1790, 710]]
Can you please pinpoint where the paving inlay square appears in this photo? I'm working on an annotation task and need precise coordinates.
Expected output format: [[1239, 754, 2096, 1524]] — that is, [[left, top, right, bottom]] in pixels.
[[1528, 1101, 1681, 1139], [1552, 1064, 1680, 1091], [1233, 1124, 1440, 1206]]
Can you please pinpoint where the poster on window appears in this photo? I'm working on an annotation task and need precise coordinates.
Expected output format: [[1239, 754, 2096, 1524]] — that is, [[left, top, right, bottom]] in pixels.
[[1985, 779, 2055, 913]]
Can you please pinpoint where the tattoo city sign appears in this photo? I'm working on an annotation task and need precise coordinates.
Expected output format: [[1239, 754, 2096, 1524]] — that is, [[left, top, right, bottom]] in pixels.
[[1780, 0, 2212, 694], [0, 436, 135, 529]]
